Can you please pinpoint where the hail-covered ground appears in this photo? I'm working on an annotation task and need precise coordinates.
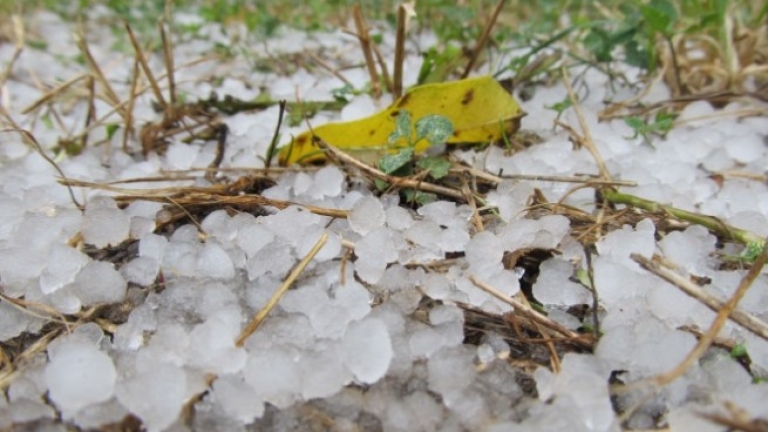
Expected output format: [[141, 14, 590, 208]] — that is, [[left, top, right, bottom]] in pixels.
[[1, 6, 768, 432]]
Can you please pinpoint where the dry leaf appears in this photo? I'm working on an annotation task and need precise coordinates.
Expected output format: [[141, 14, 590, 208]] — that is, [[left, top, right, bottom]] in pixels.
[[278, 75, 525, 165]]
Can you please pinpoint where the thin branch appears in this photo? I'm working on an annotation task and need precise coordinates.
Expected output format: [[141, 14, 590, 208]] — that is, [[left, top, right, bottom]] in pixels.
[[632, 254, 768, 341], [461, 0, 507, 79], [236, 233, 329, 346]]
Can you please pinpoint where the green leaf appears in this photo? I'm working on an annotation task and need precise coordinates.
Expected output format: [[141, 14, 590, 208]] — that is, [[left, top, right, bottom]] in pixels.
[[583, 28, 613, 62], [742, 241, 765, 263], [640, 0, 677, 35], [331, 84, 355, 102], [378, 147, 414, 174], [624, 116, 647, 138], [653, 111, 675, 134], [546, 97, 572, 114], [730, 343, 748, 359], [373, 178, 389, 191], [576, 268, 593, 289], [404, 189, 437, 205], [623, 39, 651, 69], [105, 123, 120, 141], [415, 114, 454, 146], [417, 157, 450, 180], [389, 110, 412, 145]]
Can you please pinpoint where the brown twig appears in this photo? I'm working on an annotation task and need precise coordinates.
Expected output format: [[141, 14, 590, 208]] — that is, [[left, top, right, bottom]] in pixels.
[[468, 274, 594, 350], [461, 0, 508, 79], [123, 56, 141, 153], [124, 21, 167, 109], [352, 5, 381, 98], [560, 67, 611, 181], [236, 233, 329, 346], [450, 166, 636, 187], [307, 51, 353, 86], [632, 254, 768, 341], [0, 16, 24, 90], [75, 31, 126, 120], [60, 178, 348, 219], [637, 239, 768, 388], [392, 3, 414, 98], [159, 20, 176, 115]]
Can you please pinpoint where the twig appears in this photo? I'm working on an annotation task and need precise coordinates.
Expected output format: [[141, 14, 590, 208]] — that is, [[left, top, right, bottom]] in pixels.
[[159, 20, 176, 114], [75, 31, 126, 120], [21, 74, 87, 115], [205, 123, 228, 182], [370, 39, 393, 93], [461, 0, 507, 79], [450, 166, 637, 187], [352, 5, 381, 98], [315, 137, 467, 202], [307, 52, 353, 86], [393, 3, 414, 98], [0, 16, 24, 91], [632, 254, 768, 341], [0, 112, 82, 210], [649, 237, 768, 386], [123, 56, 141, 153], [468, 274, 594, 350], [236, 233, 329, 346], [124, 21, 167, 109], [604, 190, 764, 247], [60, 178, 348, 219], [265, 101, 287, 169], [561, 67, 611, 181]]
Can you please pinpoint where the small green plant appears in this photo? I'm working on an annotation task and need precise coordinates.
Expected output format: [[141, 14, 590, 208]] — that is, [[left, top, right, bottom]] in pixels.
[[624, 110, 675, 144], [730, 342, 748, 359], [376, 110, 453, 205]]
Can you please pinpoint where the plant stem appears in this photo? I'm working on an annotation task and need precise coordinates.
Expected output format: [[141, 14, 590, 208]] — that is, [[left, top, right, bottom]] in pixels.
[[603, 190, 764, 246]]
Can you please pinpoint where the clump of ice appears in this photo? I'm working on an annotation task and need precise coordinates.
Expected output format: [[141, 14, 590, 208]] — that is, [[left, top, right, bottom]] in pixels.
[[45, 338, 117, 417], [209, 374, 265, 423], [116, 359, 192, 432], [533, 353, 614, 431], [341, 317, 393, 384], [39, 244, 90, 294], [307, 165, 345, 199], [186, 308, 246, 374], [533, 257, 591, 305], [120, 256, 160, 286], [81, 197, 131, 248], [354, 227, 398, 284], [596, 218, 656, 266], [72, 261, 127, 307], [486, 182, 535, 222], [596, 319, 697, 377], [243, 346, 301, 409], [348, 196, 386, 235], [499, 214, 571, 251]]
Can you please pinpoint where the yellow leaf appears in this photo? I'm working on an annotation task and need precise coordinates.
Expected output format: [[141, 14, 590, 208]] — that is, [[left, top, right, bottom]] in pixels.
[[278, 75, 525, 165]]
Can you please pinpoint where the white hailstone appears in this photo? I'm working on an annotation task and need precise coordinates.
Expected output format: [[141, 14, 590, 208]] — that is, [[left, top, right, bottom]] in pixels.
[[45, 339, 117, 417], [82, 198, 131, 248], [72, 261, 127, 306], [341, 317, 393, 384], [116, 363, 187, 432], [348, 196, 386, 235]]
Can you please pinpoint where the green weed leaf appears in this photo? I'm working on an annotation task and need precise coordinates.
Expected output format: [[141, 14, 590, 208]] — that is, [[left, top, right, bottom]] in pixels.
[[415, 114, 454, 146], [379, 147, 414, 174], [389, 110, 412, 145], [417, 157, 451, 180]]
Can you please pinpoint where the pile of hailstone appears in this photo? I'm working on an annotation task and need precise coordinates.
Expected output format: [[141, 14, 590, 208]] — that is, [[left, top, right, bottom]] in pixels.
[[1, 7, 768, 432]]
